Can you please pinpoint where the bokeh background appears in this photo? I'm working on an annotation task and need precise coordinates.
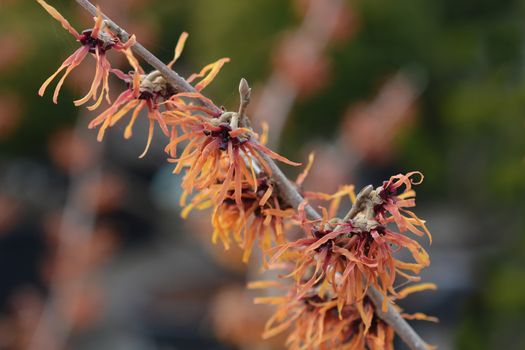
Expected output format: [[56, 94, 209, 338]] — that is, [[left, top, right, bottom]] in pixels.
[[0, 0, 524, 349]]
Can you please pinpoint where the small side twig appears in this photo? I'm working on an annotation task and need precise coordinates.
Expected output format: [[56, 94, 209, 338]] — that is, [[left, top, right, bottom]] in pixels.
[[71, 2, 429, 349], [343, 184, 374, 221], [238, 77, 251, 119], [368, 287, 430, 350]]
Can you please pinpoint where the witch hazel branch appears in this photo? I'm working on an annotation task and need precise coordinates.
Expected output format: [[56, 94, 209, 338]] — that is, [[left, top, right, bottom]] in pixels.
[[36, 1, 437, 349]]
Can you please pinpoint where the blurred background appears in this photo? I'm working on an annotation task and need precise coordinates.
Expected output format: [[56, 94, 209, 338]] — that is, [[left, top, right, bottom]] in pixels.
[[0, 0, 524, 349]]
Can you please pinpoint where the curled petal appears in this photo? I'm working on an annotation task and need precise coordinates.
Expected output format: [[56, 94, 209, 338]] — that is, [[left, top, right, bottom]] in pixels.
[[296, 152, 315, 187], [167, 32, 189, 68], [89, 89, 134, 128], [74, 48, 111, 109], [91, 7, 104, 39], [139, 118, 155, 158], [39, 46, 89, 103], [396, 283, 437, 299], [37, 0, 80, 39], [247, 280, 284, 289], [401, 312, 438, 323], [117, 34, 137, 50], [259, 122, 269, 145], [252, 141, 301, 166], [188, 57, 230, 91]]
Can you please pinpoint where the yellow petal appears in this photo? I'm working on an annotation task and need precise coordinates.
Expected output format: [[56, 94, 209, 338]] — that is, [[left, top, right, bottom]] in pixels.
[[401, 312, 439, 323], [190, 58, 230, 91], [167, 32, 189, 68], [397, 283, 437, 299], [36, 0, 80, 38]]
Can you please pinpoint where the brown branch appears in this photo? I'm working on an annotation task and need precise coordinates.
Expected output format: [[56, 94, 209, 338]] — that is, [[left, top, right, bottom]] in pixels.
[[72, 1, 429, 349], [367, 287, 430, 350], [260, 152, 322, 221]]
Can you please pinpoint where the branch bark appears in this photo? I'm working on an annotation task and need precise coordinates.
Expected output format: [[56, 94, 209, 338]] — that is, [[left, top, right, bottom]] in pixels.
[[73, 1, 429, 348]]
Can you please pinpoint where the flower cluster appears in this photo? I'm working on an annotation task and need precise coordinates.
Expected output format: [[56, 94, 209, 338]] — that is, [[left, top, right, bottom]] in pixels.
[[37, 0, 301, 261], [250, 280, 395, 350], [37, 0, 136, 108], [182, 174, 296, 262], [37, 1, 436, 349], [253, 173, 435, 347], [166, 110, 300, 205]]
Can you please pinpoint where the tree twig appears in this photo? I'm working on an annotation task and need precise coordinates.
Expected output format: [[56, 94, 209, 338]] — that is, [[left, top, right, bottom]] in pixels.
[[343, 184, 374, 222], [72, 1, 429, 348], [367, 287, 430, 350]]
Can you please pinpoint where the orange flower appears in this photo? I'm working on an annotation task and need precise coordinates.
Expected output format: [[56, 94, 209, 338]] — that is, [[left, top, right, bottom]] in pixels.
[[250, 281, 395, 350], [376, 171, 432, 243], [88, 68, 173, 158], [182, 176, 295, 263], [167, 117, 301, 207], [87, 32, 232, 158], [180, 150, 315, 263], [269, 173, 431, 311], [37, 0, 135, 108], [269, 206, 372, 309], [187, 58, 231, 92]]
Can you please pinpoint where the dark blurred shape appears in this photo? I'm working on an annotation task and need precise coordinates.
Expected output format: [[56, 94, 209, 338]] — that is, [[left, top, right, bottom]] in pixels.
[[342, 72, 419, 164], [0, 94, 23, 140], [0, 32, 28, 73], [48, 127, 96, 174]]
